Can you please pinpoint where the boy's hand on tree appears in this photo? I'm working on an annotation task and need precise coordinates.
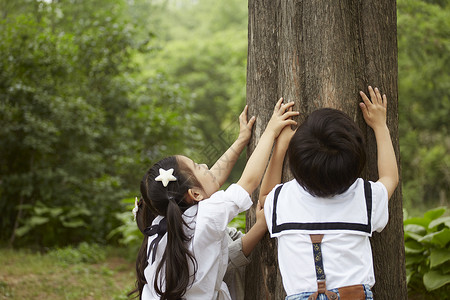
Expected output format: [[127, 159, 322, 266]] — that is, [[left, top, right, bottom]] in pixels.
[[255, 200, 266, 227], [359, 86, 388, 131], [277, 106, 297, 148], [241, 201, 267, 257], [266, 98, 298, 139], [237, 105, 256, 145], [360, 86, 398, 199]]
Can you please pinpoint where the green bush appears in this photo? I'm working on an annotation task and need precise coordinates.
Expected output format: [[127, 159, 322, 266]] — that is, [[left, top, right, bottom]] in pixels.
[[47, 242, 106, 265], [108, 198, 143, 260], [14, 202, 91, 247], [404, 207, 450, 298]]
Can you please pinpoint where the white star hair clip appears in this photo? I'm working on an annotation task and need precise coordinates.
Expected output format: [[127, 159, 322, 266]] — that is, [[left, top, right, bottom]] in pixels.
[[155, 168, 177, 187], [132, 197, 139, 221]]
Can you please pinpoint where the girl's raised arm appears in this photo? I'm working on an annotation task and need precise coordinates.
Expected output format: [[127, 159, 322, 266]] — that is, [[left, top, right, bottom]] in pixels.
[[209, 105, 256, 187], [237, 98, 298, 195]]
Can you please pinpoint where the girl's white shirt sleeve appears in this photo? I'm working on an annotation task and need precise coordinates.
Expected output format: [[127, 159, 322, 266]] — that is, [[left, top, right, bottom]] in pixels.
[[142, 183, 252, 300], [185, 183, 252, 300]]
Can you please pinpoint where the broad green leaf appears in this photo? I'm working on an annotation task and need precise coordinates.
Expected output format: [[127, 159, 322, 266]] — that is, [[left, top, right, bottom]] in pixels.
[[404, 217, 430, 228], [429, 216, 450, 230], [123, 234, 140, 244], [64, 207, 91, 218], [431, 228, 450, 248], [430, 248, 450, 268], [405, 231, 425, 242], [15, 226, 31, 237], [404, 224, 427, 235], [107, 227, 121, 239], [61, 219, 86, 228], [423, 270, 450, 291], [406, 271, 413, 284], [405, 254, 425, 266], [34, 206, 50, 215], [419, 231, 439, 244], [121, 197, 136, 205], [405, 240, 425, 254], [28, 216, 49, 226], [49, 207, 64, 218], [424, 207, 446, 221]]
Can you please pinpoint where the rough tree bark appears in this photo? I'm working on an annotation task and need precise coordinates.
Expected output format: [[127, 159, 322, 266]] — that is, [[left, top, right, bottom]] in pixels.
[[245, 1, 406, 299]]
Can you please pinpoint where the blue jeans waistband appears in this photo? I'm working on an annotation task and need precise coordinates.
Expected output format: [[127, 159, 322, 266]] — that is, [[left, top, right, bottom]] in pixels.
[[285, 284, 373, 300]]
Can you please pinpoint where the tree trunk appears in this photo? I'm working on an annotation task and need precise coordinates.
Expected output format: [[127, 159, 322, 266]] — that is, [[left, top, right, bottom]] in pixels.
[[245, 1, 406, 299]]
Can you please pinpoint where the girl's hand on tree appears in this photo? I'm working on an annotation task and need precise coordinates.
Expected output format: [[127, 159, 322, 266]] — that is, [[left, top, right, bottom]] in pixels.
[[359, 86, 388, 131], [237, 105, 256, 145], [266, 98, 298, 139]]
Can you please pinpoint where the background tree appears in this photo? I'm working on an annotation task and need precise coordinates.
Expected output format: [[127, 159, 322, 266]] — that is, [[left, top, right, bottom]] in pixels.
[[245, 1, 406, 299], [397, 0, 449, 212], [0, 0, 199, 247], [146, 0, 249, 167]]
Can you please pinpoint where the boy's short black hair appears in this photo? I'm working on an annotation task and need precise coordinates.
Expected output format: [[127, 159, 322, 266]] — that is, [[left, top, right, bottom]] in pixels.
[[287, 108, 366, 197]]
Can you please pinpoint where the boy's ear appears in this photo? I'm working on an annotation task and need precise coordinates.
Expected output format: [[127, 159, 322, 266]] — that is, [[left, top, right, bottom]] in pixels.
[[187, 188, 204, 203]]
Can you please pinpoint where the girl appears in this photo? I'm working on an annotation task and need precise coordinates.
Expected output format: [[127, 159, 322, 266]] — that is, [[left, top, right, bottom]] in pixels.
[[131, 100, 298, 300]]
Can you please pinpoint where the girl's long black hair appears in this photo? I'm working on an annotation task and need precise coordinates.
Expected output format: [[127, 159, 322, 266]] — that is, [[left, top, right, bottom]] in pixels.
[[129, 156, 200, 300]]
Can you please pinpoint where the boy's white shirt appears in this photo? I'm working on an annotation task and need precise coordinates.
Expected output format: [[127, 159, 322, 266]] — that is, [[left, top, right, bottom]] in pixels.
[[141, 184, 252, 300], [264, 178, 389, 296]]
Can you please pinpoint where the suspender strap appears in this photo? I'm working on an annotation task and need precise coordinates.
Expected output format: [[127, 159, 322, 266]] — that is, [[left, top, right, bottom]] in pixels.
[[308, 234, 338, 300], [310, 234, 325, 281]]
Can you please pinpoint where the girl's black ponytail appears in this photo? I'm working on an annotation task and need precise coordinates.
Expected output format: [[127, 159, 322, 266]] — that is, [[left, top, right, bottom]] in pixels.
[[130, 156, 200, 300], [154, 198, 197, 300]]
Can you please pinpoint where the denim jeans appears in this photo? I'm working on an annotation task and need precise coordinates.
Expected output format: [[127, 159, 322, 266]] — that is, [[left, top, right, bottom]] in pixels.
[[285, 284, 373, 300]]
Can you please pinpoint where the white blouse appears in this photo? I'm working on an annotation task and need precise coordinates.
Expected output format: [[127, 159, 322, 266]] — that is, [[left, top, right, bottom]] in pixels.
[[142, 183, 252, 300], [264, 178, 389, 295]]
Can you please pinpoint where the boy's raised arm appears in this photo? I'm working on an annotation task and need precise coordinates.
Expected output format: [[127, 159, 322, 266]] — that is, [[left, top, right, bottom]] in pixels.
[[258, 119, 296, 206], [237, 98, 298, 195], [359, 86, 399, 199], [241, 201, 267, 256]]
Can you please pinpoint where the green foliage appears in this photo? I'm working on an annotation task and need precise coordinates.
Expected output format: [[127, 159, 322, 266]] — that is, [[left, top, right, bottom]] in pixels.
[[149, 30, 248, 143], [404, 207, 450, 298], [47, 242, 106, 265], [107, 198, 143, 259], [0, 3, 135, 244], [0, 0, 199, 247], [160, 0, 247, 40], [14, 201, 91, 246], [398, 0, 450, 212], [142, 0, 248, 179]]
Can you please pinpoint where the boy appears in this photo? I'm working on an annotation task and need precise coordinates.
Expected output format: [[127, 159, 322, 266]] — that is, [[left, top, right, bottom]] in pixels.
[[260, 86, 399, 300]]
